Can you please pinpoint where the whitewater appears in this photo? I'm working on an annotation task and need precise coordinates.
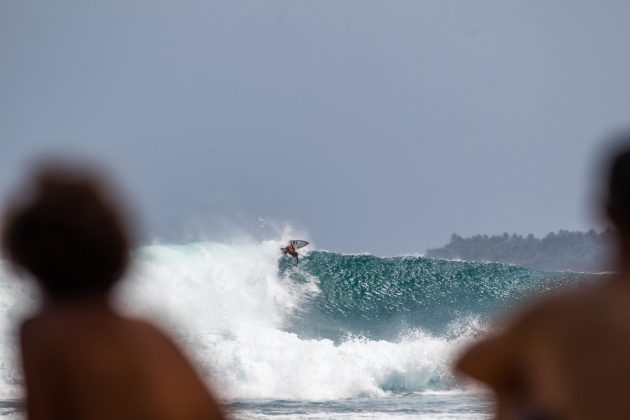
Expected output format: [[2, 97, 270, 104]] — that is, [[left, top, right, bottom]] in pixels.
[[0, 239, 592, 419]]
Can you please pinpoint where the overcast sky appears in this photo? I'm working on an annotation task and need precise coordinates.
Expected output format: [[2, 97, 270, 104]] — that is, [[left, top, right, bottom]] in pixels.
[[2, 0, 630, 255]]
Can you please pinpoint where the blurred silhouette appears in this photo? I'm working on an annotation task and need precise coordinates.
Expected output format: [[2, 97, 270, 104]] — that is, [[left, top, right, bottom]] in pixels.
[[2, 164, 226, 420], [456, 137, 630, 419]]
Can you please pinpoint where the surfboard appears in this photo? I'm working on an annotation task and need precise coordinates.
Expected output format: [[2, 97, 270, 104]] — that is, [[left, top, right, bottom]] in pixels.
[[290, 240, 309, 249]]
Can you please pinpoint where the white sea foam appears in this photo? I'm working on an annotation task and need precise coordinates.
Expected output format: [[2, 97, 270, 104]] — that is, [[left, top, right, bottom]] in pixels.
[[0, 239, 481, 401], [117, 240, 479, 400], [0, 262, 38, 400]]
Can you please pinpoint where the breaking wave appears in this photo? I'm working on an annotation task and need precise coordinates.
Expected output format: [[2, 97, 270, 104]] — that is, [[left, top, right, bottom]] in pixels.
[[0, 240, 593, 400]]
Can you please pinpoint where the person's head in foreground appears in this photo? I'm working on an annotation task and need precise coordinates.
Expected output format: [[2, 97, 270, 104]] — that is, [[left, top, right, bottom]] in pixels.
[[455, 135, 630, 420], [2, 163, 225, 420], [3, 165, 130, 302]]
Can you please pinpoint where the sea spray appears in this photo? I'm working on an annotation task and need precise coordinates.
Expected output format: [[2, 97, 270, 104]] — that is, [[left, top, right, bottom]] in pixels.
[[116, 242, 590, 400], [0, 240, 593, 401]]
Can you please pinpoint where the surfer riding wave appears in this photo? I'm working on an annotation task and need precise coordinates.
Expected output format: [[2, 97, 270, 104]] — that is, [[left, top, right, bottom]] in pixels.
[[281, 240, 309, 264]]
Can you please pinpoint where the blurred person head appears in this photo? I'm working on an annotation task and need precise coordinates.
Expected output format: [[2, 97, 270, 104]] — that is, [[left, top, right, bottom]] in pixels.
[[607, 136, 630, 237], [1, 163, 133, 300], [2, 162, 227, 420]]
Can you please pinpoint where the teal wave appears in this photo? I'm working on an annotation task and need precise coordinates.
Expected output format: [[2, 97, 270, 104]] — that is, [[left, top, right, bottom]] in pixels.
[[281, 251, 595, 340]]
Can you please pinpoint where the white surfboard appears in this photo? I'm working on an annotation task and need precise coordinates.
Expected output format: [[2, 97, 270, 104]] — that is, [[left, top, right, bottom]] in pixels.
[[289, 240, 309, 249]]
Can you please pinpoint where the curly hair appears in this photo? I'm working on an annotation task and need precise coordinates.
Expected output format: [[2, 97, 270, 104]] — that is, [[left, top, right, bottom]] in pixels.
[[2, 165, 133, 299]]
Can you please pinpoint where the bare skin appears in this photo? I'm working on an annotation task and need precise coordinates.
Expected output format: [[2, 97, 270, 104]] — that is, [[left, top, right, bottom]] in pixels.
[[455, 145, 630, 419], [282, 243, 299, 264], [456, 248, 630, 420], [20, 297, 226, 420]]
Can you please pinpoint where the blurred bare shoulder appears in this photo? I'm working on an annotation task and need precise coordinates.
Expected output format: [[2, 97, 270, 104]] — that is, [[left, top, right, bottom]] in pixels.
[[455, 276, 612, 383], [116, 316, 228, 420], [20, 309, 226, 420]]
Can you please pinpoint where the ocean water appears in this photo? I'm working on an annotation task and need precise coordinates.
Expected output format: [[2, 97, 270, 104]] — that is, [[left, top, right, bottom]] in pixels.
[[0, 240, 593, 419]]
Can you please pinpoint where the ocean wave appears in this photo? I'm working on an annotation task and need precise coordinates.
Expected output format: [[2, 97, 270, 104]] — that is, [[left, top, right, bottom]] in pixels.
[[0, 240, 594, 400], [285, 251, 590, 340]]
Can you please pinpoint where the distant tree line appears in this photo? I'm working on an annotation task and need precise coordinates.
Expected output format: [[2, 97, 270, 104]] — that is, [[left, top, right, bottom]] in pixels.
[[425, 229, 616, 272]]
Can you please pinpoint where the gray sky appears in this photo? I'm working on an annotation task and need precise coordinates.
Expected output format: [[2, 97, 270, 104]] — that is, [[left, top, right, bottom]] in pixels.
[[2, 0, 630, 255]]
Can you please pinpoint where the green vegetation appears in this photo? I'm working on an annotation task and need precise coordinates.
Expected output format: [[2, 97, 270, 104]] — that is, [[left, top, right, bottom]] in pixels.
[[426, 230, 615, 272]]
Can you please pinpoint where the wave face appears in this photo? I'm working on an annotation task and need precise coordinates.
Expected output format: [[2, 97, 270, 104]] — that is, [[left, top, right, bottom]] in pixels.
[[284, 251, 587, 340], [0, 241, 593, 401]]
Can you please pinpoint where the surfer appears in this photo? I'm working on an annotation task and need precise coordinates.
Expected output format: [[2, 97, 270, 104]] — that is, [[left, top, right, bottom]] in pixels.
[[281, 240, 309, 265], [282, 242, 299, 262]]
